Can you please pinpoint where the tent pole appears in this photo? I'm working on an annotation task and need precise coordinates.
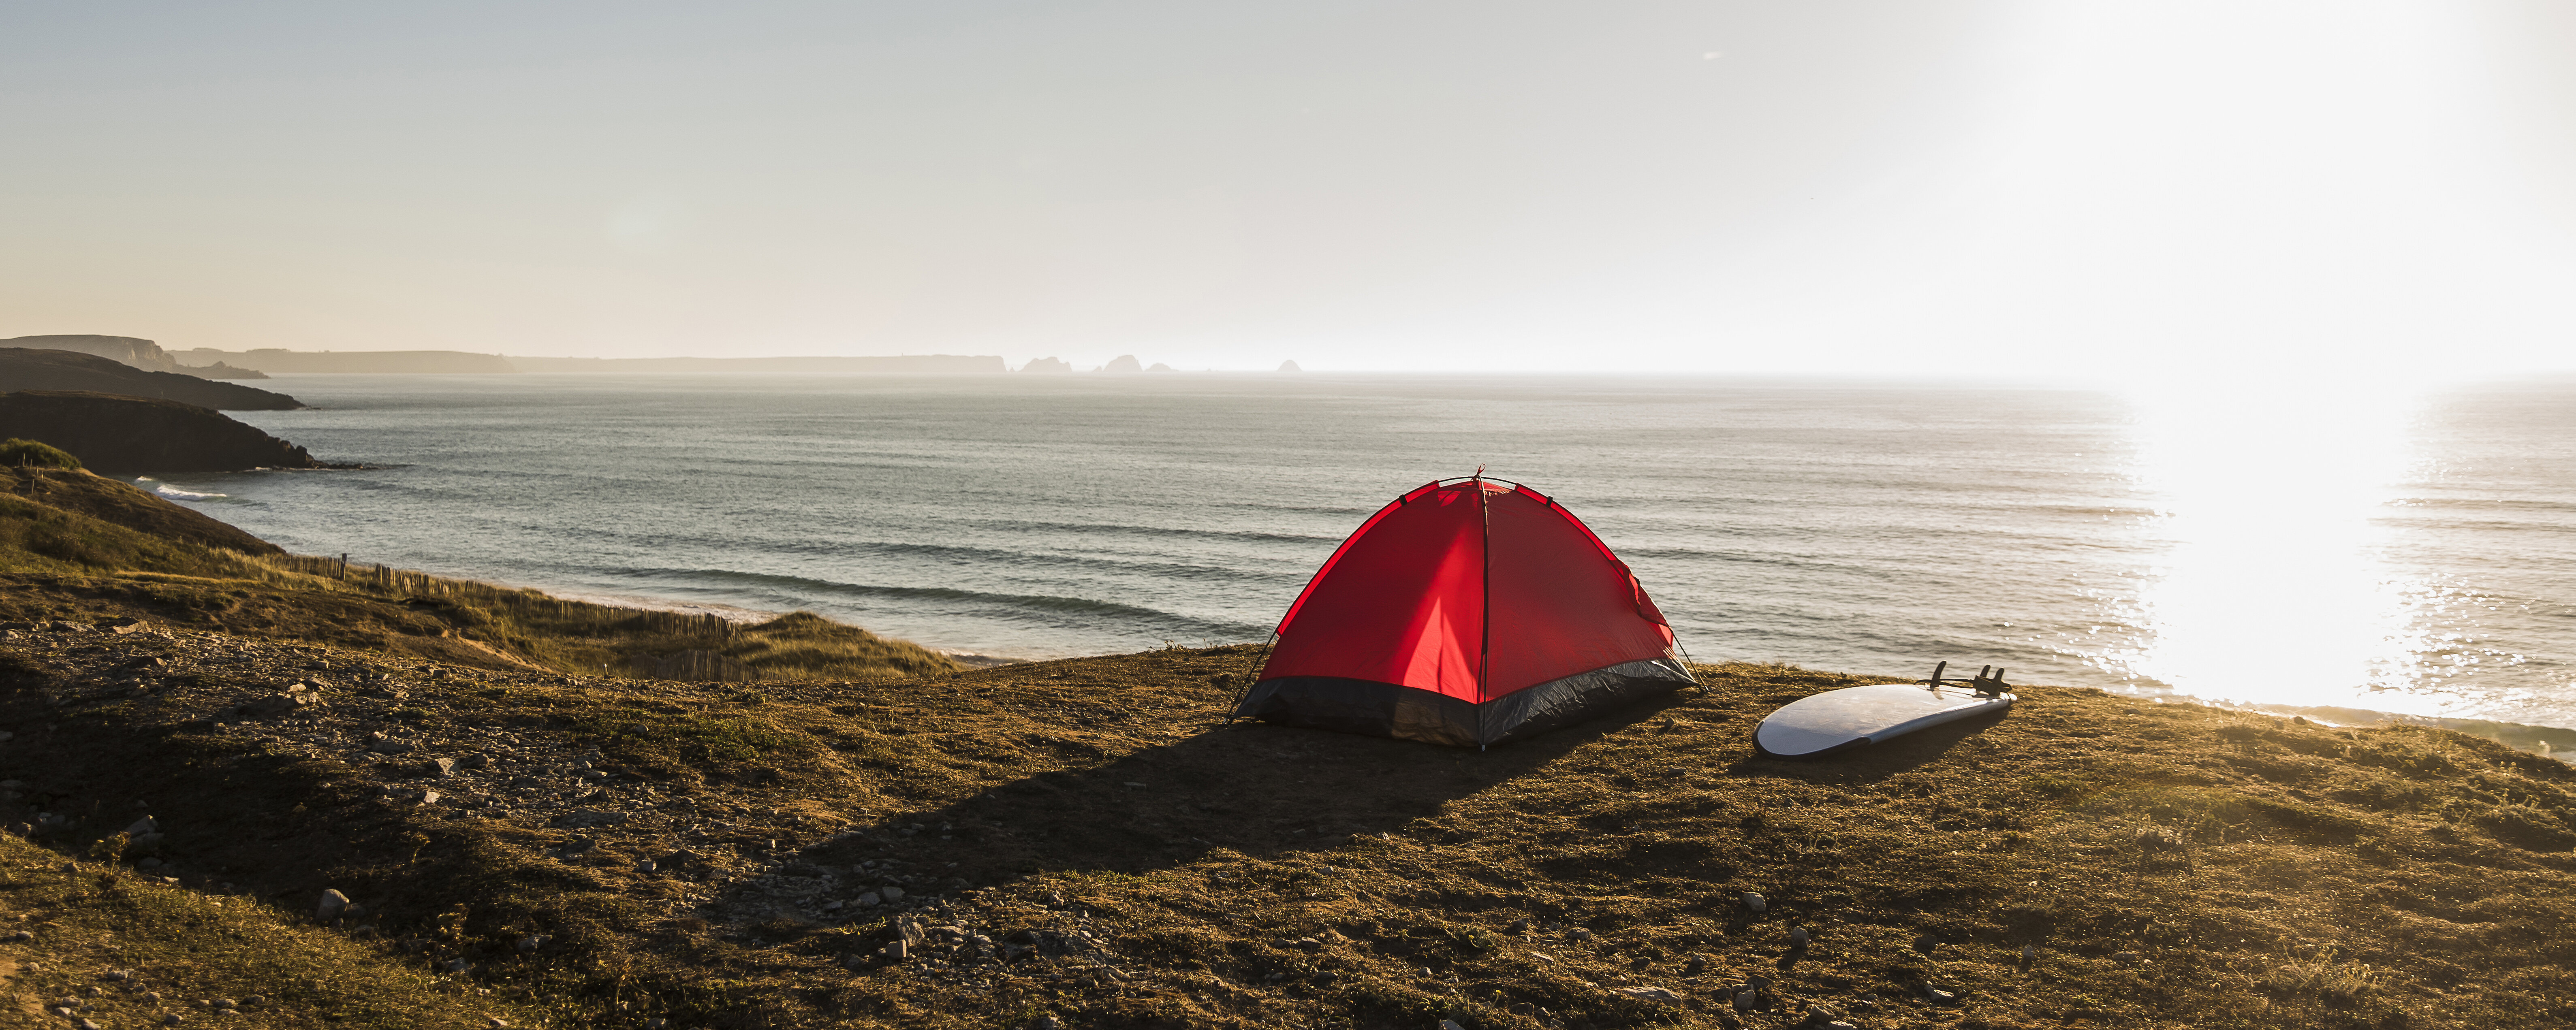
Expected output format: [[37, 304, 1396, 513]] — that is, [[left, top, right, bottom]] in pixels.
[[1224, 632, 1278, 723], [1475, 466, 1492, 747]]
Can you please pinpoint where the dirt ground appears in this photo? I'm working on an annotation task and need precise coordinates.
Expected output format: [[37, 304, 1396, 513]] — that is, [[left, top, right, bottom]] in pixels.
[[4, 618, 2572, 1030]]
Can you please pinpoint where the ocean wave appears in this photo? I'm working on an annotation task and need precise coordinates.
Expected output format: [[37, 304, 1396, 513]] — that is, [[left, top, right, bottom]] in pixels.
[[957, 517, 1342, 547], [134, 478, 229, 501], [615, 566, 1275, 638]]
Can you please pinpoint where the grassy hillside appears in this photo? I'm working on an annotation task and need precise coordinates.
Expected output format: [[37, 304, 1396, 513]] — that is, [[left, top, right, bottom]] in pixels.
[[0, 833, 542, 1029], [4, 623, 2570, 1030], [2, 464, 2570, 1029], [0, 474, 958, 681]]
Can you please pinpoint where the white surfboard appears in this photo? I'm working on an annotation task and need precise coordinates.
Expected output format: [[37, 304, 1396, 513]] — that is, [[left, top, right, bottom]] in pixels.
[[1754, 668, 2015, 759]]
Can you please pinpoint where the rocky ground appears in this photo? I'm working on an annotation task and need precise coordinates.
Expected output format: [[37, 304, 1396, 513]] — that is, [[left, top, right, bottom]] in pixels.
[[4, 615, 2575, 1030]]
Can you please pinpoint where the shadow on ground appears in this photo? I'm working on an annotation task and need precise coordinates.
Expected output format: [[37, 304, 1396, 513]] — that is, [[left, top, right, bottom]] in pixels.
[[803, 694, 1703, 883], [1726, 708, 2018, 785]]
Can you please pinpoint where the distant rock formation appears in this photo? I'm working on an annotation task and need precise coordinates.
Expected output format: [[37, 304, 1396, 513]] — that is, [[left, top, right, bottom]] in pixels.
[[175, 348, 518, 374], [1147, 363, 1175, 372], [1020, 357, 1074, 373], [2, 335, 186, 372], [185, 362, 270, 380], [0, 391, 343, 472], [0, 349, 303, 410], [1278, 360, 1304, 373], [506, 354, 1005, 375], [1103, 354, 1145, 374]]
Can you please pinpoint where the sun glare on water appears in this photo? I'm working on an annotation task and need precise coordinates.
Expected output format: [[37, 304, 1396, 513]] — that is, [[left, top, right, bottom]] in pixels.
[[2115, 379, 2441, 715]]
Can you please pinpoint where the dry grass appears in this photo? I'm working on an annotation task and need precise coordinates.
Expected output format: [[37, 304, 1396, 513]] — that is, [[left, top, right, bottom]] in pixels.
[[4, 467, 2575, 1028], [0, 486, 959, 681], [0, 834, 542, 1028], [9, 636, 2575, 1030]]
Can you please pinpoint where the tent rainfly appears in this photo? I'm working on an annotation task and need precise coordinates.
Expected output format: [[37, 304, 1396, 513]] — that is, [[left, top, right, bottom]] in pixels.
[[1232, 476, 1695, 746]]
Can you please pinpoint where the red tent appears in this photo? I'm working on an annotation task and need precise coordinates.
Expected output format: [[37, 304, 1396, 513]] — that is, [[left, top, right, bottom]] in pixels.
[[1233, 476, 1695, 746]]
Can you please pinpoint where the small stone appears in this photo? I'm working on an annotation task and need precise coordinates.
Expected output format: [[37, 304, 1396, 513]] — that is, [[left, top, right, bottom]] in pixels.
[[882, 886, 905, 902], [1733, 989, 1756, 1012], [2021, 944, 2038, 964], [1742, 891, 1766, 913], [883, 939, 909, 960], [1612, 985, 1683, 1002], [487, 1018, 510, 1028], [1440, 1021, 1469, 1030], [1912, 933, 1939, 955], [1789, 926, 1809, 947], [124, 816, 158, 836], [421, 791, 442, 805], [164, 1015, 186, 1026], [3, 930, 31, 942], [432, 758, 458, 777], [1920, 985, 1958, 1003], [857, 891, 882, 907], [317, 889, 351, 921]]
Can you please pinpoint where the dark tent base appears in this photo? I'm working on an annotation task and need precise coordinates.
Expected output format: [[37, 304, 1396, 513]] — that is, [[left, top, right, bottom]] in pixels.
[[1232, 658, 1696, 747]]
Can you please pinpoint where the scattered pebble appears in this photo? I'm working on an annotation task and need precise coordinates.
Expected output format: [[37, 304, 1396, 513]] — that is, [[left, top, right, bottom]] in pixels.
[[317, 889, 352, 921], [1741, 891, 1766, 913]]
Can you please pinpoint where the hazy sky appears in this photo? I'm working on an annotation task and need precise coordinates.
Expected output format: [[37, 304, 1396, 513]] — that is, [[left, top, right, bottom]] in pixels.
[[4, 1, 2571, 374]]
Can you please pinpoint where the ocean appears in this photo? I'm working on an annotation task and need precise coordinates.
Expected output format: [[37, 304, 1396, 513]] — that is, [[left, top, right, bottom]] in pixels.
[[145, 373, 2576, 732]]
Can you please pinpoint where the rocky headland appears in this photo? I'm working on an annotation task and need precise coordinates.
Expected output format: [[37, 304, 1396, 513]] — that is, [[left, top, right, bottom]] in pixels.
[[0, 390, 338, 472], [0, 348, 303, 410]]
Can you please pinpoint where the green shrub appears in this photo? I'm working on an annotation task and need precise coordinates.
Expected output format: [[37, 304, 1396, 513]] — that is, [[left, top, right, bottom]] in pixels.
[[0, 437, 81, 469]]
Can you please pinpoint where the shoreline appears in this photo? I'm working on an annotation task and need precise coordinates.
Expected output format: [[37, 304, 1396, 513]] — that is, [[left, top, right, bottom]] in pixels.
[[293, 551, 2576, 753], [248, 543, 2576, 747]]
